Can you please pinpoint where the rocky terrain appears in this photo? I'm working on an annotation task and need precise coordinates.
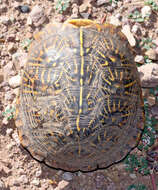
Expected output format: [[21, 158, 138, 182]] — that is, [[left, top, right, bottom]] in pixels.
[[0, 0, 158, 189]]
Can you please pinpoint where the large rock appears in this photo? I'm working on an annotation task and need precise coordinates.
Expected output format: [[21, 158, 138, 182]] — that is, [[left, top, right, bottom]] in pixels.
[[138, 63, 158, 87]]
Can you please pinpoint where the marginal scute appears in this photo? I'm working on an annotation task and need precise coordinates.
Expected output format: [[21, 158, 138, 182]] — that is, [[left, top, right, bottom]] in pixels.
[[15, 19, 144, 172]]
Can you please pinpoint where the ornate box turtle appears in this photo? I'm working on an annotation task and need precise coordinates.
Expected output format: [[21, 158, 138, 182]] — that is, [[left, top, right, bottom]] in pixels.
[[15, 19, 144, 171]]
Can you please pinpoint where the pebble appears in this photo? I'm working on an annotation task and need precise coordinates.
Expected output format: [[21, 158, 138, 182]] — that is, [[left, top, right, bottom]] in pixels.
[[18, 5, 30, 13], [29, 5, 47, 27], [151, 105, 158, 118], [12, 52, 27, 69], [7, 141, 16, 150], [0, 180, 5, 189], [80, 12, 90, 19], [147, 96, 155, 106], [131, 24, 141, 35], [4, 91, 15, 102], [109, 15, 121, 26], [62, 172, 73, 181], [6, 128, 13, 135], [71, 4, 79, 18], [6, 34, 16, 42], [8, 75, 21, 88], [153, 38, 158, 46], [12, 131, 21, 146], [145, 49, 157, 60], [97, 0, 109, 6], [138, 63, 158, 87], [79, 3, 89, 13], [155, 47, 158, 55], [31, 178, 40, 186], [35, 169, 42, 177], [129, 173, 137, 179], [17, 175, 29, 184], [141, 6, 152, 18], [0, 16, 10, 25], [0, 4, 7, 13], [54, 180, 69, 190], [8, 43, 17, 54], [2, 117, 9, 125], [0, 69, 3, 83], [121, 25, 136, 47], [134, 55, 144, 64]]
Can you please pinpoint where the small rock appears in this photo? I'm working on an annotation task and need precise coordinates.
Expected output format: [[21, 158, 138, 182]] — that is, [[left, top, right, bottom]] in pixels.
[[71, 4, 79, 18], [12, 131, 21, 146], [121, 25, 136, 47], [12, 52, 27, 69], [0, 4, 7, 13], [95, 173, 105, 189], [8, 43, 17, 54], [0, 180, 5, 189], [109, 15, 121, 26], [79, 3, 89, 13], [35, 169, 42, 177], [115, 13, 122, 20], [8, 75, 21, 88], [31, 178, 40, 186], [17, 175, 29, 184], [80, 12, 90, 19], [3, 62, 14, 81], [129, 173, 137, 179], [151, 105, 158, 118], [147, 96, 155, 106], [138, 63, 158, 87], [131, 24, 141, 35], [6, 128, 13, 135], [111, 2, 117, 8], [18, 5, 30, 13], [5, 91, 15, 101], [0, 16, 10, 25], [62, 172, 73, 181], [155, 47, 158, 55], [141, 6, 152, 18], [29, 5, 47, 27], [54, 180, 69, 190], [2, 117, 9, 125], [153, 38, 158, 46], [27, 15, 32, 25], [0, 69, 3, 83], [7, 141, 16, 150], [134, 55, 144, 64], [145, 49, 157, 60], [97, 0, 109, 6], [7, 34, 16, 42]]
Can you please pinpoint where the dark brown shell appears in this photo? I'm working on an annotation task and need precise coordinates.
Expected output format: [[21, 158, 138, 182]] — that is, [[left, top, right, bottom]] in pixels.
[[15, 19, 144, 171]]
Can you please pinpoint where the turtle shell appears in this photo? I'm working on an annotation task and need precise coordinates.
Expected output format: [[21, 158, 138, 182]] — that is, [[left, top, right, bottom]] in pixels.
[[15, 19, 144, 171]]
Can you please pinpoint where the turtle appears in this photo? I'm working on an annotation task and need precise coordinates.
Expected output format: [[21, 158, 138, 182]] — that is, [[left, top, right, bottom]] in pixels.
[[15, 19, 145, 172]]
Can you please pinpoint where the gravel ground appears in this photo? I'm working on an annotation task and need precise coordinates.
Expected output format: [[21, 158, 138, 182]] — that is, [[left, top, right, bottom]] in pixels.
[[0, 0, 158, 189]]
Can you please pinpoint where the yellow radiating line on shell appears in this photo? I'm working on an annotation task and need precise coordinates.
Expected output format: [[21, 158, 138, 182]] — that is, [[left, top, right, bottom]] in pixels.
[[23, 90, 39, 95], [102, 60, 109, 66], [28, 63, 44, 67], [41, 69, 45, 84], [108, 67, 115, 81], [124, 80, 136, 88], [80, 29, 84, 76], [107, 98, 111, 113], [23, 71, 34, 84], [104, 39, 110, 49], [102, 75, 111, 85], [97, 50, 105, 58], [76, 115, 80, 132]]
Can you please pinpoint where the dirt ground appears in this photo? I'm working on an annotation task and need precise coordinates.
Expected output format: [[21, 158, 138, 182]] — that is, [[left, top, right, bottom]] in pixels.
[[0, 0, 158, 189]]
